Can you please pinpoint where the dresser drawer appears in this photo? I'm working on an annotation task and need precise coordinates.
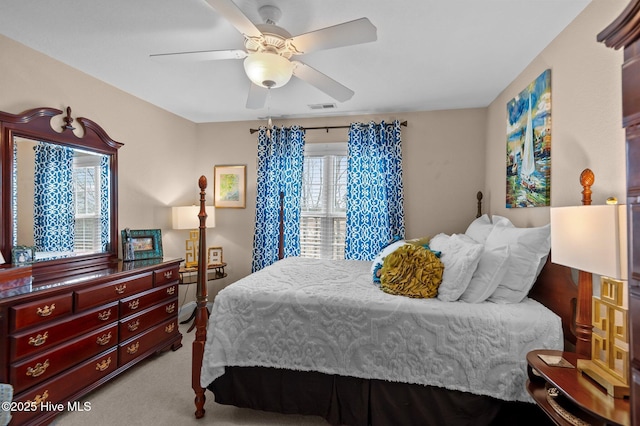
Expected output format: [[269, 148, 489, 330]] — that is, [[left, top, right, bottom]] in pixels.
[[75, 272, 153, 311], [10, 301, 119, 361], [119, 297, 178, 341], [120, 283, 178, 317], [119, 317, 179, 366], [10, 347, 117, 426], [154, 264, 179, 287], [10, 293, 73, 332], [10, 323, 118, 394]]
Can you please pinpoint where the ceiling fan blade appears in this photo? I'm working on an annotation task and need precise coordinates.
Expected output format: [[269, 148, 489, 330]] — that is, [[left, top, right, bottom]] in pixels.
[[246, 83, 268, 109], [205, 0, 263, 39], [150, 49, 247, 62], [291, 61, 354, 102], [288, 18, 377, 55]]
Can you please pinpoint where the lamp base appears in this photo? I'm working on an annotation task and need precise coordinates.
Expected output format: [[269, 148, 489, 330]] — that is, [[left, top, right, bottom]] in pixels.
[[184, 230, 199, 268], [577, 359, 629, 398]]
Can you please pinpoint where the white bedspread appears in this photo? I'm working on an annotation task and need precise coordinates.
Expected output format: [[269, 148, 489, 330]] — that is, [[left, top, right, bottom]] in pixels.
[[201, 257, 563, 402]]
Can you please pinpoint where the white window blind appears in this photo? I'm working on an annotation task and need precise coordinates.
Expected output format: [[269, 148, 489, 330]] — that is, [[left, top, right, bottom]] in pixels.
[[300, 143, 347, 260], [73, 154, 102, 252]]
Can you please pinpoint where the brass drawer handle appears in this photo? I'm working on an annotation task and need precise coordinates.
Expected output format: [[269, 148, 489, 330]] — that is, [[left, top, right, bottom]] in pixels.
[[126, 342, 140, 355], [26, 359, 50, 378], [165, 303, 176, 314], [165, 323, 175, 334], [28, 331, 49, 347], [27, 389, 49, 406], [114, 284, 127, 294], [164, 270, 173, 279], [96, 357, 112, 372], [98, 309, 112, 321], [166, 286, 176, 296], [127, 319, 140, 332], [96, 332, 112, 346], [36, 304, 55, 317], [128, 299, 140, 310]]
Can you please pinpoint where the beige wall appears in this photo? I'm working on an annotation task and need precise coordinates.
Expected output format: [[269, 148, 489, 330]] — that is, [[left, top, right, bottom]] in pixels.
[[0, 0, 628, 294], [484, 0, 626, 227]]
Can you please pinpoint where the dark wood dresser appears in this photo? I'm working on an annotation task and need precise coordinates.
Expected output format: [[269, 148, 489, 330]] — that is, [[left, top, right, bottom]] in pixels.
[[0, 258, 183, 425]]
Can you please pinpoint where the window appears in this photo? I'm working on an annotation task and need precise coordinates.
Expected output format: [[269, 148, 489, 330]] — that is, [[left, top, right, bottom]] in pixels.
[[73, 152, 102, 252], [300, 143, 347, 260]]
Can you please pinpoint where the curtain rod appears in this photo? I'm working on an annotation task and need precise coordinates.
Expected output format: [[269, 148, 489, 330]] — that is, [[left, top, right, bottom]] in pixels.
[[249, 120, 407, 134]]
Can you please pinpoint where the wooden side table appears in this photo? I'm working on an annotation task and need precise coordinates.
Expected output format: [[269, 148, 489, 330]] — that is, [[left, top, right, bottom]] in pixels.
[[526, 349, 630, 426], [179, 263, 227, 331]]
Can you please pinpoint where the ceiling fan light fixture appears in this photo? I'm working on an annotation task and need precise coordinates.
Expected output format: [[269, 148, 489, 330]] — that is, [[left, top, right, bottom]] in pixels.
[[244, 52, 293, 89]]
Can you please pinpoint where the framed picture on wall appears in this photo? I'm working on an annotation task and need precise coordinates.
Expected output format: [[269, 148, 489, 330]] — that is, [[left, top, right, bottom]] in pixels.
[[214, 165, 246, 208], [506, 69, 551, 208]]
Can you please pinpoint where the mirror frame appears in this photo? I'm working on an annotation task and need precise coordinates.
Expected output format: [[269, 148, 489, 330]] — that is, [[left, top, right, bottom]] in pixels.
[[0, 107, 123, 282]]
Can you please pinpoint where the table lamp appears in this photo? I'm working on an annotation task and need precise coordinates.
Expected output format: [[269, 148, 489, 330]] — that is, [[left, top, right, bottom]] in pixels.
[[550, 203, 628, 397], [172, 205, 215, 268]]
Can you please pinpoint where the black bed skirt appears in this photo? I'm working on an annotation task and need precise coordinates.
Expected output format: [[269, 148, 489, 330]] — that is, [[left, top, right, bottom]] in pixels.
[[209, 366, 552, 426]]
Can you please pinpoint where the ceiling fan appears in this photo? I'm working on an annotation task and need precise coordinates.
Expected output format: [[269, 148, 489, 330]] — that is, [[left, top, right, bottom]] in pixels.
[[150, 0, 377, 109]]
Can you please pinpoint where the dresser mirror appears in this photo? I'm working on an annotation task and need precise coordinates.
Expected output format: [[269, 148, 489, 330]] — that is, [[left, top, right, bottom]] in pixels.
[[0, 107, 123, 281]]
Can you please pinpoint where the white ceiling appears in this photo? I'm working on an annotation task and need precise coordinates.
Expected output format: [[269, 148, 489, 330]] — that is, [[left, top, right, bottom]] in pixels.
[[0, 0, 591, 123]]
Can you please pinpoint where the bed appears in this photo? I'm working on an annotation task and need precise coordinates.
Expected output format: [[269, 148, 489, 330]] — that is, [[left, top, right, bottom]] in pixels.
[[190, 176, 594, 425]]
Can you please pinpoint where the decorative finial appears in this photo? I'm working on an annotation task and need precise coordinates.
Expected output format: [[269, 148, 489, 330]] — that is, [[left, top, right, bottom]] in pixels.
[[580, 168, 594, 205], [198, 175, 207, 191], [62, 106, 75, 131]]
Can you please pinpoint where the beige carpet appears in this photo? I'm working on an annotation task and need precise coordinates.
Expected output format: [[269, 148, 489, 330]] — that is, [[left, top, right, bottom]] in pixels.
[[52, 324, 328, 426]]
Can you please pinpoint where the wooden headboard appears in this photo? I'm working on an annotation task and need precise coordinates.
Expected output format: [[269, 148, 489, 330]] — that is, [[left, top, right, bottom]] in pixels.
[[529, 258, 578, 352]]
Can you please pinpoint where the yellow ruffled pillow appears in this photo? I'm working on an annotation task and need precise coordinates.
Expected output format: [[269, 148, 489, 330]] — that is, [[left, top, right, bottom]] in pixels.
[[379, 244, 444, 298]]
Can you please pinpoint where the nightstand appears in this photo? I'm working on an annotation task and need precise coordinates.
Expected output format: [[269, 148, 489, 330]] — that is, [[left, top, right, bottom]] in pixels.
[[526, 349, 630, 426], [178, 263, 227, 331]]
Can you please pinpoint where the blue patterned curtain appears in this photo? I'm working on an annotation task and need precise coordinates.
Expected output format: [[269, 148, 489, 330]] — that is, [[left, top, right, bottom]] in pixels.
[[345, 120, 405, 260], [33, 142, 75, 252], [100, 155, 110, 251], [251, 126, 305, 272]]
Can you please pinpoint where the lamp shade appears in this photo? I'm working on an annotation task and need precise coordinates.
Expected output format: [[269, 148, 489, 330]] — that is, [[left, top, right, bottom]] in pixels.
[[550, 205, 627, 280], [172, 206, 215, 230], [243, 52, 294, 88]]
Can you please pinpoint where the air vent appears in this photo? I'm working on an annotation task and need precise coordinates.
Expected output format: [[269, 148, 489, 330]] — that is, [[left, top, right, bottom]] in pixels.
[[308, 103, 336, 110]]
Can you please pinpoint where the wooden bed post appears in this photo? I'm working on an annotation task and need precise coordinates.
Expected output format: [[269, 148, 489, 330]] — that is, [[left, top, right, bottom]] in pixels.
[[193, 175, 209, 418], [575, 168, 594, 358]]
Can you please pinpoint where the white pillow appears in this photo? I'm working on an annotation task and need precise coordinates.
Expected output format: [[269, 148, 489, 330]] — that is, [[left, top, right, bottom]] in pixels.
[[429, 233, 483, 302], [491, 215, 549, 289], [464, 214, 493, 244], [491, 215, 513, 227], [487, 222, 551, 304], [460, 244, 510, 303]]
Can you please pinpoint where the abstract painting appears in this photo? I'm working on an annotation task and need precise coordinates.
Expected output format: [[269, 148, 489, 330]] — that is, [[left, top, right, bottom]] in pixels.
[[214, 165, 246, 208], [506, 69, 551, 208]]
